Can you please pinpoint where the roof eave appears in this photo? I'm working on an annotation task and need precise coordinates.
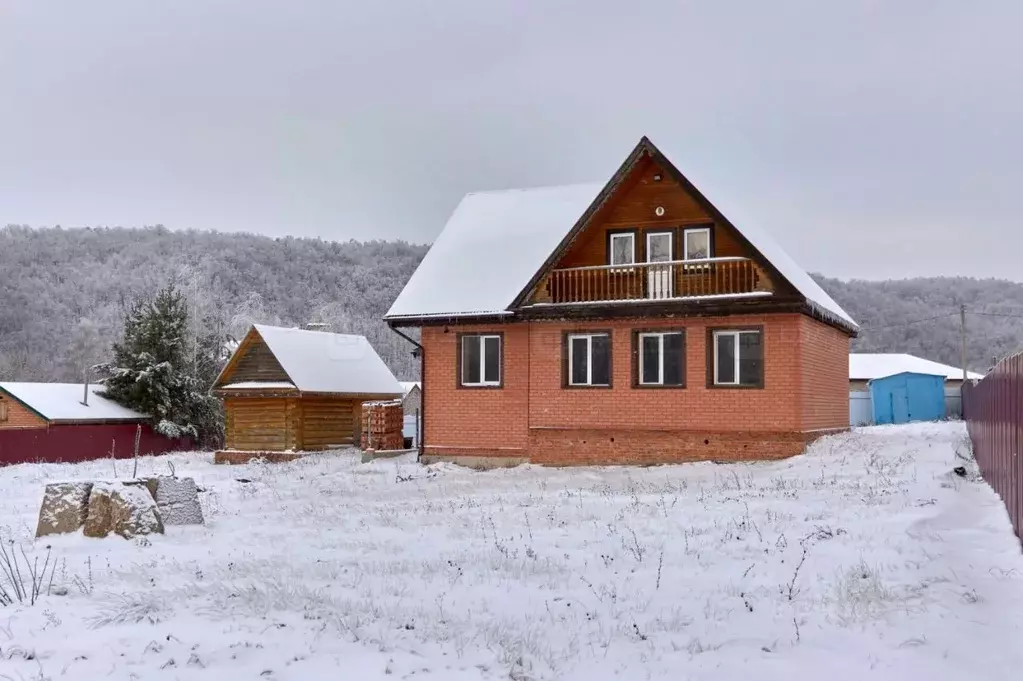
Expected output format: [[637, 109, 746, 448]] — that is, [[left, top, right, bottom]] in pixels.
[[385, 311, 516, 328]]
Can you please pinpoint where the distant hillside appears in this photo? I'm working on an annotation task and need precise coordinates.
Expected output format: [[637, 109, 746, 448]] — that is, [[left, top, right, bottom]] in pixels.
[[0, 225, 428, 381], [816, 274, 1023, 372], [1, 225, 1019, 382]]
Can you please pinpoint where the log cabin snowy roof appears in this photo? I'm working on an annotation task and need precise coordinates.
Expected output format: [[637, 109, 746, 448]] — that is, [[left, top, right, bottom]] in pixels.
[[215, 325, 403, 396]]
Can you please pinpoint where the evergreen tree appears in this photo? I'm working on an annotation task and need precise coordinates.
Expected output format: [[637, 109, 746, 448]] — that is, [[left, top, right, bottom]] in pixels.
[[102, 286, 226, 446]]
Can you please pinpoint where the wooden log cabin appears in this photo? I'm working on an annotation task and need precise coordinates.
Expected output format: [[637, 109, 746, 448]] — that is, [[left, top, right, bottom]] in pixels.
[[212, 325, 403, 453]]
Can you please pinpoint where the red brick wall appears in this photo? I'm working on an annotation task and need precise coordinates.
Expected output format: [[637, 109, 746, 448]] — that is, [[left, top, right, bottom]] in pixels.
[[798, 316, 851, 431], [422, 313, 850, 465], [0, 394, 46, 430], [422, 324, 530, 455], [527, 314, 802, 433]]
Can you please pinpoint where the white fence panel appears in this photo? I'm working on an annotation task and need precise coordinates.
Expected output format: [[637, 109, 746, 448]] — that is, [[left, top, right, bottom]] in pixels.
[[944, 385, 963, 420], [850, 391, 873, 426]]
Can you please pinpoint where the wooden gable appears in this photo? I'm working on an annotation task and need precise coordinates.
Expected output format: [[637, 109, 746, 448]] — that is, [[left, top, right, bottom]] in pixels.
[[516, 138, 800, 309], [215, 328, 292, 388], [552, 153, 760, 270]]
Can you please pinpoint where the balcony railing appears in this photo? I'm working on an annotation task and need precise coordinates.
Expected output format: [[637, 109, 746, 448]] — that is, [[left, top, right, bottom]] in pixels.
[[531, 257, 770, 306]]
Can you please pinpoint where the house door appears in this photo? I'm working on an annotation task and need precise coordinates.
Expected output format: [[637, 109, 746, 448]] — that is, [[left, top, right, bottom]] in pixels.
[[891, 387, 910, 423], [646, 231, 674, 299]]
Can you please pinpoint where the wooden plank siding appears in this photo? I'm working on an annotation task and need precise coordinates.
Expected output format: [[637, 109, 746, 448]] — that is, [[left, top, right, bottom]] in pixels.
[[553, 156, 753, 268], [0, 392, 47, 430]]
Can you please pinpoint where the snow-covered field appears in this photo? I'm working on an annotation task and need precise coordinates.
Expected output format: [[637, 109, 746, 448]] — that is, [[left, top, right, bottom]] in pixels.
[[1, 422, 1022, 680]]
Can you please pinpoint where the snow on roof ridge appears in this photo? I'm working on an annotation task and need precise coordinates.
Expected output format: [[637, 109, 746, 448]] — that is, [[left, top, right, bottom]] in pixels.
[[253, 323, 365, 339]]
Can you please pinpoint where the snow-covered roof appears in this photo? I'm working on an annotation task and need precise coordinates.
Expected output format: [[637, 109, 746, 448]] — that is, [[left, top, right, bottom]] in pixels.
[[386, 183, 601, 319], [385, 138, 856, 331], [220, 381, 297, 390], [849, 354, 984, 381], [399, 382, 421, 395], [0, 383, 147, 423], [249, 325, 403, 396]]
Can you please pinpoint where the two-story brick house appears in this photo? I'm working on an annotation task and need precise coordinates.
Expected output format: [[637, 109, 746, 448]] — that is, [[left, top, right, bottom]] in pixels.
[[385, 137, 858, 467]]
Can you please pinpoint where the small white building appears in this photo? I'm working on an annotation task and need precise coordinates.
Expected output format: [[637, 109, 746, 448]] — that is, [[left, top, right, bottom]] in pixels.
[[400, 382, 422, 447], [848, 353, 984, 426]]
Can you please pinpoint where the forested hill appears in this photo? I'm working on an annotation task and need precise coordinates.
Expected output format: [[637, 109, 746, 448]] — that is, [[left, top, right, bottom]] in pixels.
[[2, 225, 1021, 381], [814, 274, 1023, 373], [0, 225, 428, 381]]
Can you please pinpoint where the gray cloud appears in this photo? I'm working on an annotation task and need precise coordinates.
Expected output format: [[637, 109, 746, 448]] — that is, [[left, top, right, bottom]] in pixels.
[[1, 0, 1019, 280]]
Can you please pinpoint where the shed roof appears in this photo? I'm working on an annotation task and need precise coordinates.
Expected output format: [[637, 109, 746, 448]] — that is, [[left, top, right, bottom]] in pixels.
[[385, 137, 856, 331], [866, 370, 948, 384], [216, 325, 403, 396], [849, 353, 984, 382], [399, 382, 421, 396], [0, 383, 147, 423]]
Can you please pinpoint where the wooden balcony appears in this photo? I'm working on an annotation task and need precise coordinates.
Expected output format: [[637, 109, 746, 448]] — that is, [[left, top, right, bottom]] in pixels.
[[529, 257, 772, 306]]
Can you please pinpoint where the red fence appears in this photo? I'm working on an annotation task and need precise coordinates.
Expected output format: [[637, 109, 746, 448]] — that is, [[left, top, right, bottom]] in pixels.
[[0, 423, 190, 466], [962, 353, 1023, 542]]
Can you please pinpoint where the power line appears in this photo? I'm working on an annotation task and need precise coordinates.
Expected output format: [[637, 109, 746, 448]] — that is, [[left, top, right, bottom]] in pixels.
[[859, 312, 959, 331], [972, 312, 1023, 319]]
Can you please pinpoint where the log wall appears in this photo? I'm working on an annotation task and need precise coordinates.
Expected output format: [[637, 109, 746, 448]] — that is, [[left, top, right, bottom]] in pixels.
[[223, 395, 361, 452]]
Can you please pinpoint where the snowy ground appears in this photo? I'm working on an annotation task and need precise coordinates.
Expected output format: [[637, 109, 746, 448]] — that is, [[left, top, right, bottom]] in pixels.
[[1, 422, 1022, 680]]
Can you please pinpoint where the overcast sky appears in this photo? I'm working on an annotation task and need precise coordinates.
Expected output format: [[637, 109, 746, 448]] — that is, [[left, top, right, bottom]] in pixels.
[[1, 1, 1019, 281]]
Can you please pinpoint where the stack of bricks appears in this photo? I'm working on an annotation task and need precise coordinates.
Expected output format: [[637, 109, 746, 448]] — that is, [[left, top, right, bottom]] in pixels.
[[360, 399, 405, 451]]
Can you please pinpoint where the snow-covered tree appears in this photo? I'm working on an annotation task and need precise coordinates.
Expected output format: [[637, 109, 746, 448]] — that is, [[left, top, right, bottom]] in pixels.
[[102, 285, 226, 446]]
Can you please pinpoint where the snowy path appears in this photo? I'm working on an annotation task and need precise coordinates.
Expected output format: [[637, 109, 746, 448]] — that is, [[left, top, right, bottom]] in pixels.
[[1, 422, 1022, 680]]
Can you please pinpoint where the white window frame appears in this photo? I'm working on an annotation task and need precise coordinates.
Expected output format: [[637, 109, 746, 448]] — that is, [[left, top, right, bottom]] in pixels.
[[567, 333, 611, 386], [609, 232, 636, 272], [645, 231, 674, 263], [712, 329, 761, 386], [683, 227, 711, 261], [683, 227, 712, 271], [461, 334, 501, 387], [638, 331, 683, 386], [0, 399, 7, 423]]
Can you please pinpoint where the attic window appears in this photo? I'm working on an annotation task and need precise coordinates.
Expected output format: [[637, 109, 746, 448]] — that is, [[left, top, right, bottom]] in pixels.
[[608, 231, 635, 269], [0, 398, 6, 422], [683, 227, 711, 261]]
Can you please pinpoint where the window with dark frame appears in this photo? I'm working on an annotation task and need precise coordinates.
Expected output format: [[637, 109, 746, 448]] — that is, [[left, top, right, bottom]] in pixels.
[[566, 333, 611, 386], [637, 331, 685, 386], [460, 334, 501, 387], [712, 329, 763, 387]]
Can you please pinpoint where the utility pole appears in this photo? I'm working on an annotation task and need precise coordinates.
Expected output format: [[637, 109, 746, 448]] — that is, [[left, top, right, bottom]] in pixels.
[[960, 303, 968, 382]]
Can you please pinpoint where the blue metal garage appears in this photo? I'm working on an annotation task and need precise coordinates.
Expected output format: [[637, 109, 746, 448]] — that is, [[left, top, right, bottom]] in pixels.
[[868, 372, 946, 425]]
